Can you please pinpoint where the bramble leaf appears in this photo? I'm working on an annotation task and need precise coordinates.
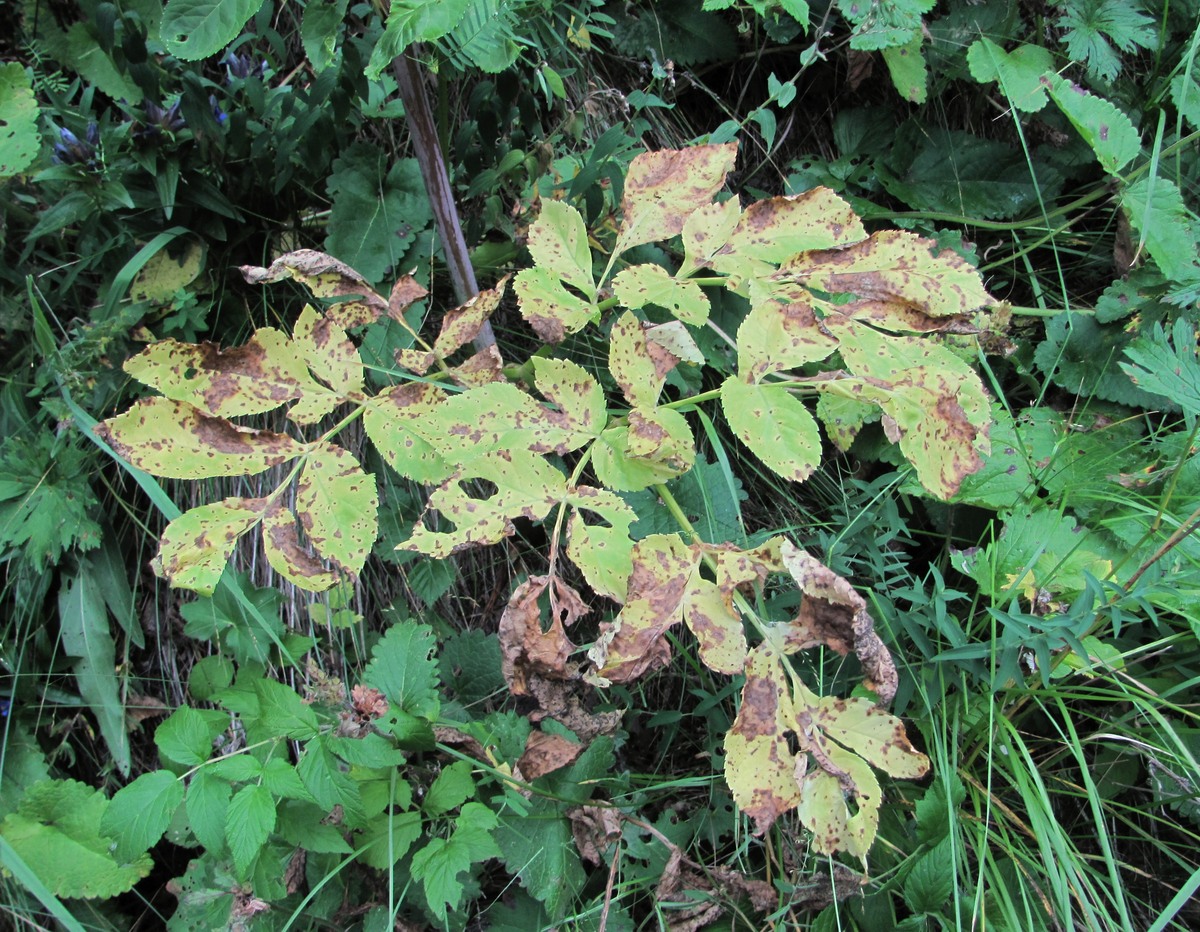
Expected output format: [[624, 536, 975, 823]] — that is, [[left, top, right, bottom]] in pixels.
[[225, 783, 275, 877], [101, 770, 184, 861]]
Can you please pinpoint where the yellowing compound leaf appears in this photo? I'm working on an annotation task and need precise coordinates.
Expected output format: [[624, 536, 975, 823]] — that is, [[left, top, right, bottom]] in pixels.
[[397, 276, 510, 373], [816, 392, 878, 451], [154, 498, 268, 595], [812, 696, 929, 779], [612, 264, 710, 326], [829, 321, 990, 499], [616, 144, 738, 253], [123, 330, 315, 419], [714, 189, 866, 274], [589, 535, 699, 682], [723, 645, 803, 835], [262, 500, 339, 591], [131, 242, 204, 303], [593, 411, 696, 492], [290, 305, 364, 423], [683, 577, 747, 674], [295, 443, 378, 582], [98, 397, 302, 479], [681, 198, 742, 274], [566, 487, 636, 602], [240, 249, 391, 328], [449, 345, 506, 387], [796, 744, 881, 858], [527, 200, 595, 296], [389, 274, 430, 319], [499, 575, 588, 694], [609, 311, 671, 408], [434, 382, 574, 457], [514, 265, 598, 343], [363, 382, 453, 483], [783, 230, 992, 318], [778, 541, 898, 702], [720, 378, 821, 484], [532, 358, 607, 449], [403, 451, 567, 558], [736, 294, 836, 381], [645, 321, 705, 366]]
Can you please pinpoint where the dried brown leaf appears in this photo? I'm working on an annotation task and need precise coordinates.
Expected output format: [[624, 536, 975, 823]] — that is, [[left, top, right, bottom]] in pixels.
[[515, 729, 584, 780], [498, 575, 587, 695]]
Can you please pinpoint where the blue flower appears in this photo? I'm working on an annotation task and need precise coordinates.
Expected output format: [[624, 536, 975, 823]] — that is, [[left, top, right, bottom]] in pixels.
[[222, 51, 266, 82], [51, 123, 99, 166], [209, 95, 229, 126]]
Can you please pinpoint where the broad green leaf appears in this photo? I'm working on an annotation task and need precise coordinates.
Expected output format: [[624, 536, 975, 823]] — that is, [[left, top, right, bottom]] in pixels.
[[98, 397, 302, 479], [101, 771, 184, 861], [58, 568, 130, 776], [154, 498, 267, 596], [613, 264, 710, 325], [292, 303, 364, 408], [0, 779, 152, 899], [365, 0, 472, 80], [813, 696, 929, 778], [882, 32, 927, 104], [1122, 319, 1200, 420], [514, 265, 598, 343], [253, 679, 320, 740], [527, 199, 594, 296], [723, 645, 802, 835], [904, 837, 956, 915], [950, 403, 1038, 509], [736, 295, 836, 380], [156, 706, 226, 767], [495, 799, 585, 917], [225, 784, 275, 877], [615, 144, 738, 253], [280, 801, 353, 854], [0, 63, 40, 177], [260, 759, 312, 801], [1043, 74, 1140, 174], [532, 358, 607, 448], [239, 249, 394, 329], [721, 378, 821, 484], [207, 755, 263, 782], [301, 0, 348, 71], [1171, 70, 1200, 130], [185, 771, 231, 853], [364, 382, 453, 483], [451, 802, 501, 859], [294, 444, 378, 582], [123, 329, 314, 419], [0, 723, 50, 821], [363, 620, 441, 720], [296, 736, 365, 825], [403, 450, 566, 558], [784, 230, 992, 317], [411, 836, 472, 922], [355, 810, 422, 868], [1119, 177, 1200, 284], [966, 39, 1052, 112], [161, 0, 264, 60], [424, 760, 475, 816], [566, 487, 637, 602]]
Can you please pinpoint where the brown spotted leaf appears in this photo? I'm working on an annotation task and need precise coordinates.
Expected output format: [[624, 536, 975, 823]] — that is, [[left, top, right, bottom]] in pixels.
[[778, 540, 898, 703], [290, 304, 363, 423], [532, 358, 607, 448], [720, 378, 821, 485], [240, 249, 390, 328], [815, 391, 878, 452], [723, 644, 803, 835], [396, 277, 509, 374], [812, 696, 929, 779], [681, 198, 742, 274], [735, 294, 837, 381], [608, 311, 670, 408], [98, 397, 302, 479], [514, 266, 598, 343], [123, 330, 314, 419], [261, 500, 340, 591], [498, 575, 587, 695], [362, 382, 453, 484], [431, 382, 582, 458], [515, 729, 583, 780], [294, 443, 377, 583], [566, 487, 637, 603], [616, 144, 738, 254], [388, 273, 430, 321], [782, 230, 992, 318], [402, 451, 567, 558], [153, 497, 268, 595], [589, 535, 699, 682], [682, 577, 747, 675], [526, 200, 595, 296], [612, 264, 710, 326], [593, 409, 696, 492], [796, 743, 882, 859], [449, 345, 505, 388], [645, 321, 704, 367]]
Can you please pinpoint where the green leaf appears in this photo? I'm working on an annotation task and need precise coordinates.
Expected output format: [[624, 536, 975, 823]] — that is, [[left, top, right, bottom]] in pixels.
[[58, 568, 130, 776], [424, 760, 475, 816], [613, 264, 710, 326], [98, 397, 302, 480], [966, 39, 1052, 112], [186, 770, 231, 852], [156, 706, 226, 767], [903, 837, 956, 915], [252, 679, 320, 740], [881, 31, 927, 104], [155, 498, 267, 596], [495, 799, 585, 918], [0, 63, 39, 177], [1043, 74, 1140, 174], [1057, 0, 1155, 83], [1122, 320, 1200, 421], [1119, 177, 1200, 284], [840, 0, 935, 51], [325, 145, 433, 284], [279, 801, 353, 854], [0, 723, 50, 820], [225, 784, 275, 877], [260, 759, 312, 801], [101, 771, 184, 861], [363, 620, 441, 720], [411, 836, 472, 922], [0, 779, 152, 899], [365, 0, 471, 80], [301, 0, 348, 71], [720, 378, 821, 484], [161, 0, 265, 61], [355, 810, 422, 868], [297, 735, 366, 825], [451, 0, 520, 72]]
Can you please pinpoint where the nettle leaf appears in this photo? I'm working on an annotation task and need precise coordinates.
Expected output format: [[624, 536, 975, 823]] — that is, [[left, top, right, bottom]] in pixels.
[[1042, 75, 1140, 174], [612, 264, 711, 326], [784, 230, 992, 318], [154, 498, 267, 596], [240, 249, 398, 329], [98, 398, 302, 480], [720, 378, 822, 484], [966, 39, 1052, 112], [527, 199, 595, 297], [403, 450, 567, 558], [615, 144, 739, 253]]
